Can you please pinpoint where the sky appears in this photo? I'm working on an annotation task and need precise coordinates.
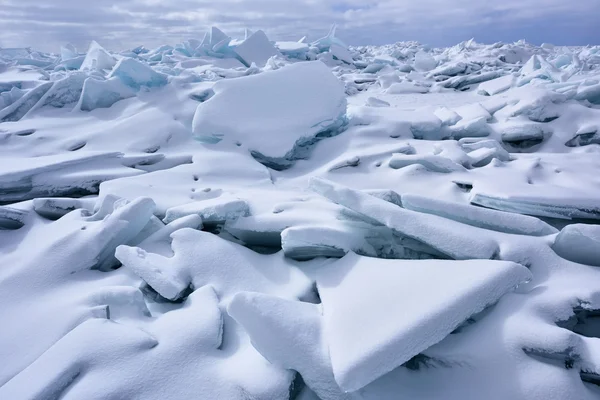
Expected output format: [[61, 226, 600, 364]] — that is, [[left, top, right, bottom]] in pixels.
[[0, 0, 598, 52]]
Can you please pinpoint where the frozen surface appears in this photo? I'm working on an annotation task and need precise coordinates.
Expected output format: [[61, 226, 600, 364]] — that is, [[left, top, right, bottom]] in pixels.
[[2, 28, 600, 400]]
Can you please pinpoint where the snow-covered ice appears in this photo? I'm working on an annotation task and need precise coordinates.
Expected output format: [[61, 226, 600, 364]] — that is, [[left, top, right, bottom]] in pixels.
[[2, 26, 600, 400]]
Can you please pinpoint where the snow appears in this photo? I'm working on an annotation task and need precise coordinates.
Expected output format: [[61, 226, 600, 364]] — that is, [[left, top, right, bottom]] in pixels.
[[3, 27, 600, 400]]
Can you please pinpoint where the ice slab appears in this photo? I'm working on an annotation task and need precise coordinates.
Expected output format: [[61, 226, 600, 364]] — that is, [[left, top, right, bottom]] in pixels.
[[0, 206, 27, 229], [401, 194, 558, 236], [434, 106, 462, 126], [388, 153, 465, 173], [552, 224, 600, 266], [318, 253, 531, 392], [80, 41, 116, 71], [229, 292, 346, 400], [0, 82, 53, 122], [192, 61, 346, 169], [478, 74, 516, 96], [459, 138, 512, 162], [386, 81, 429, 94], [33, 197, 95, 220], [310, 178, 500, 260], [470, 190, 600, 220], [77, 77, 135, 111], [500, 124, 546, 149], [0, 152, 146, 203], [330, 44, 354, 64], [233, 30, 281, 68], [108, 57, 168, 90], [448, 117, 490, 139], [163, 195, 250, 225]]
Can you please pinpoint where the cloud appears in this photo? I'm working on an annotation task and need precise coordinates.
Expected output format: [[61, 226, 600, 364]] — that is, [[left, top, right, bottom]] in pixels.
[[0, 0, 597, 52]]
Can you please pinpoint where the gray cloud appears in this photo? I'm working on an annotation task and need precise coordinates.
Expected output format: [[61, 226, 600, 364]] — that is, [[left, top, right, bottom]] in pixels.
[[0, 0, 598, 52]]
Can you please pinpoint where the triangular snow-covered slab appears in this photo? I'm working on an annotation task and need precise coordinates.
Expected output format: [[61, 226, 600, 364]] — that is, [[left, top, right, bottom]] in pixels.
[[317, 252, 532, 392]]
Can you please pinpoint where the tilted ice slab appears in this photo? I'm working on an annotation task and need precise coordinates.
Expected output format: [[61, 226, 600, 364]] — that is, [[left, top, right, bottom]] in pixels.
[[163, 195, 250, 226], [0, 152, 159, 203], [0, 205, 27, 229], [192, 61, 347, 170], [228, 292, 349, 400], [310, 178, 500, 260], [470, 183, 600, 220], [401, 194, 557, 236], [318, 252, 532, 392]]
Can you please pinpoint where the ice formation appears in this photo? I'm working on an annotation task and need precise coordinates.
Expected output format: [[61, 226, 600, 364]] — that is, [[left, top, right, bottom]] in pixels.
[[2, 26, 600, 400]]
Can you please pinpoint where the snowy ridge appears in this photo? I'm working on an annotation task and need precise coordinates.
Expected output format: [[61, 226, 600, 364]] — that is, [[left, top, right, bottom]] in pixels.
[[1, 26, 600, 399]]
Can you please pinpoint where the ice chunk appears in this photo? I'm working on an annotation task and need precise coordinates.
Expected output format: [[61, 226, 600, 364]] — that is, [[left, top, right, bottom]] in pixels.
[[518, 55, 566, 86], [409, 114, 445, 140], [312, 24, 347, 51], [163, 195, 250, 225], [552, 224, 600, 266], [470, 189, 600, 220], [228, 293, 346, 400], [33, 198, 95, 220], [60, 43, 78, 61], [192, 62, 346, 169], [575, 83, 600, 105], [80, 41, 116, 71], [565, 125, 600, 147], [233, 30, 281, 68], [281, 223, 444, 261], [388, 153, 465, 173], [386, 81, 429, 94], [401, 194, 557, 236], [453, 102, 492, 122], [0, 82, 52, 122], [459, 138, 512, 162], [448, 117, 490, 139], [329, 44, 354, 64], [501, 124, 546, 149], [116, 229, 312, 302], [207, 26, 230, 48], [414, 51, 437, 71], [310, 178, 500, 260], [0, 206, 27, 229], [24, 72, 87, 116], [317, 252, 532, 392], [77, 77, 135, 111], [427, 62, 467, 77], [478, 74, 515, 96], [0, 152, 145, 203], [108, 58, 168, 90], [434, 106, 462, 126], [276, 41, 309, 58]]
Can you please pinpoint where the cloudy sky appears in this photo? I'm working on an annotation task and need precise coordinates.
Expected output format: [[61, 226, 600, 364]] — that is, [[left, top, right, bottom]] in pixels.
[[0, 0, 598, 52]]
